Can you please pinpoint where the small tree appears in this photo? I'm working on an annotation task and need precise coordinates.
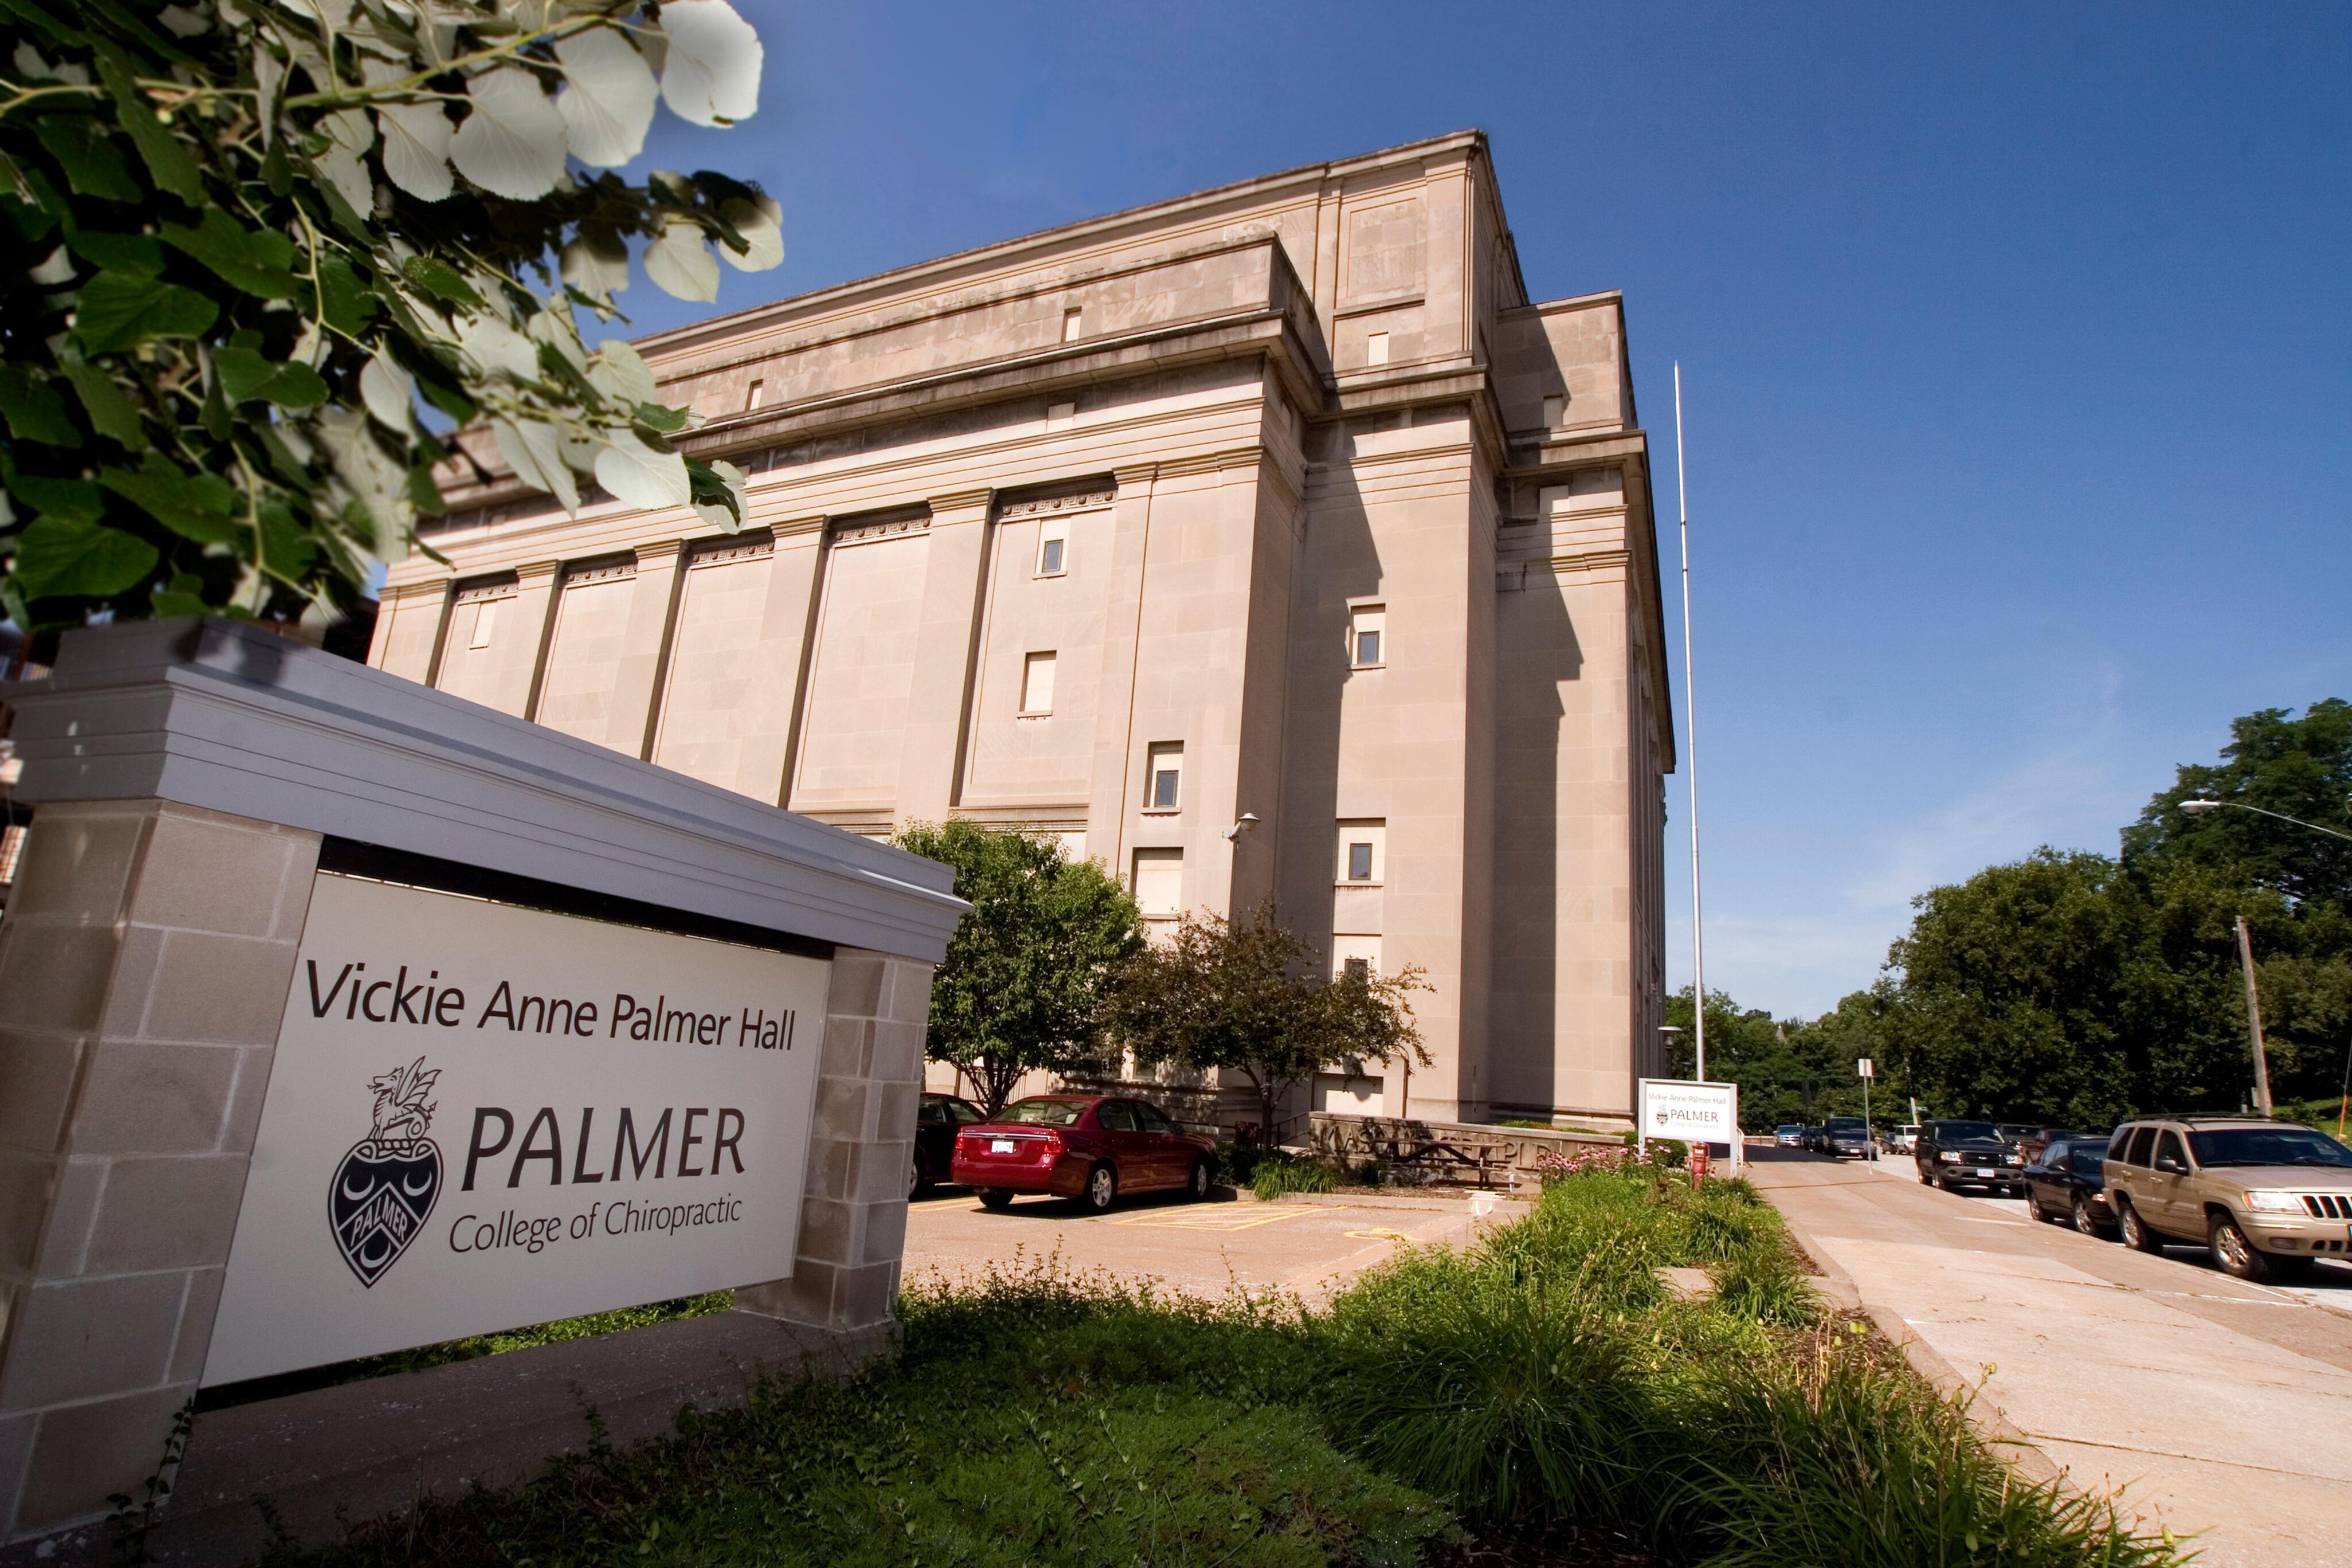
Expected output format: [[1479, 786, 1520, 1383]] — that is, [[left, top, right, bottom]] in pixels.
[[895, 820, 1144, 1116], [1109, 905, 1428, 1141]]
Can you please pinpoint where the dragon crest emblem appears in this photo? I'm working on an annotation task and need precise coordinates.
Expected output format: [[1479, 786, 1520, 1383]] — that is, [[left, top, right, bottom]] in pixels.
[[330, 1056, 444, 1288]]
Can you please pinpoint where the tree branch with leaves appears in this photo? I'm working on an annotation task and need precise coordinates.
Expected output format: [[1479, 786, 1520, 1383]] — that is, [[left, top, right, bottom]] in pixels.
[[0, 0, 782, 649], [1107, 905, 1429, 1142]]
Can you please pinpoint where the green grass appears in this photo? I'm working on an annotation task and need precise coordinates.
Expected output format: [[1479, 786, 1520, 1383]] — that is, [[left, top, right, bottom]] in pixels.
[[260, 1168, 2187, 1568]]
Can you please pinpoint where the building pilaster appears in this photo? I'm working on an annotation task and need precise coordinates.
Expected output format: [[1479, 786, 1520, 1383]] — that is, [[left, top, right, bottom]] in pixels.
[[609, 539, 687, 759], [891, 489, 994, 830]]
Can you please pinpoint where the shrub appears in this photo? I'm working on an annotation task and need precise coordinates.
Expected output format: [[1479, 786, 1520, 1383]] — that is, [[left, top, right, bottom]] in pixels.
[[1250, 1152, 1340, 1200]]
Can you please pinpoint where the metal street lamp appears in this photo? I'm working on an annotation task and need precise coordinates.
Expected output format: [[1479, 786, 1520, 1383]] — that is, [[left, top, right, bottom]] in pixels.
[[2177, 795, 2352, 1125], [2178, 795, 2352, 843]]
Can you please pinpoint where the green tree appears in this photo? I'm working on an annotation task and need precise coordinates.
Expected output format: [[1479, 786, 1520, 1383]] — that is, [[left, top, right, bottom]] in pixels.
[[895, 821, 1144, 1117], [1662, 985, 1887, 1131], [1, 0, 780, 643], [1107, 906, 1428, 1140]]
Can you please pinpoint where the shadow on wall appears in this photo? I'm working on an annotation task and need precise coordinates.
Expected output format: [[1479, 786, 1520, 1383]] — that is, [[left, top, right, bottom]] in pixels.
[[1488, 548, 1580, 1116], [1280, 448, 1584, 1118]]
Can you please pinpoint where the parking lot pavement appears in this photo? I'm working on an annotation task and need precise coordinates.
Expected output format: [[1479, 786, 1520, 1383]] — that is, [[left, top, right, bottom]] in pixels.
[[1751, 1147, 2352, 1568], [900, 1184, 1528, 1305]]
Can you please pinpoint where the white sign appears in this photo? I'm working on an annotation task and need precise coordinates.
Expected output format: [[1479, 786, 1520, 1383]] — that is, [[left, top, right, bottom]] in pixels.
[[1637, 1078, 1742, 1168], [205, 874, 831, 1387], [1856, 1057, 1875, 1079]]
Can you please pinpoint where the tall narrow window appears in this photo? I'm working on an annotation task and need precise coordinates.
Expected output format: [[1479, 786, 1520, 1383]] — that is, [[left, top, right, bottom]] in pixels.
[[1335, 820, 1385, 884], [1037, 525, 1068, 576], [1020, 650, 1057, 715], [1349, 604, 1385, 668], [1062, 306, 1083, 342], [1146, 742, 1183, 811], [745, 379, 766, 411], [469, 599, 501, 650], [1131, 848, 1183, 918], [1542, 393, 1564, 428]]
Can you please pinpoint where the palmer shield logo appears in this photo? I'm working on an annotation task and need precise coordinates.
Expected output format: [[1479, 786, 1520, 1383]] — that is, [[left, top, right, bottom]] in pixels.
[[329, 1057, 443, 1288]]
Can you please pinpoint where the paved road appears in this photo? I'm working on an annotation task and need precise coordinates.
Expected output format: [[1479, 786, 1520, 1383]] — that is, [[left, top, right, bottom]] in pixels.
[[901, 1183, 1526, 1305], [1749, 1147, 2352, 1567]]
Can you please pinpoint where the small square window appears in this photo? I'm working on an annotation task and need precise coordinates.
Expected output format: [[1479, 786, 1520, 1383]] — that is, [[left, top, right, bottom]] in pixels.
[[1021, 650, 1057, 715], [1037, 530, 1067, 576], [1349, 604, 1385, 668], [1365, 331, 1390, 366], [1147, 742, 1182, 811], [1046, 401, 1076, 430], [1335, 820, 1385, 884], [1343, 957, 1370, 981]]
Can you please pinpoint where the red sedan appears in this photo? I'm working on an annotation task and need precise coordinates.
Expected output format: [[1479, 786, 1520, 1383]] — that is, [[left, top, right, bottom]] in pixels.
[[951, 1095, 1217, 1213]]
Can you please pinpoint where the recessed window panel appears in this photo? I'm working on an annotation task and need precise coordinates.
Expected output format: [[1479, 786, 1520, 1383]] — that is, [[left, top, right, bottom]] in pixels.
[[1349, 605, 1385, 668], [1022, 650, 1057, 714], [1147, 742, 1182, 810]]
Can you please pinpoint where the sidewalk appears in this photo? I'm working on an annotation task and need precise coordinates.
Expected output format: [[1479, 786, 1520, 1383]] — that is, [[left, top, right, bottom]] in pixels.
[[1748, 1150, 2352, 1567]]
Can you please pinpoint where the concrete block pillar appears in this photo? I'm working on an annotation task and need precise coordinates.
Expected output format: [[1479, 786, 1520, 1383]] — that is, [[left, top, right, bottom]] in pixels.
[[0, 801, 320, 1539], [734, 949, 932, 1335]]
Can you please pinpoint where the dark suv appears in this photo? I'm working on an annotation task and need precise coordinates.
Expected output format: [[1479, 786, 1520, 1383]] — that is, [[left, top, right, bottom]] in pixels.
[[1915, 1118, 2025, 1195]]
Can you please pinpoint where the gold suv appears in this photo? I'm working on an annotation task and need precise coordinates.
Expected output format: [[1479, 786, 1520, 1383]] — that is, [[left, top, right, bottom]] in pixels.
[[2103, 1116, 2352, 1283]]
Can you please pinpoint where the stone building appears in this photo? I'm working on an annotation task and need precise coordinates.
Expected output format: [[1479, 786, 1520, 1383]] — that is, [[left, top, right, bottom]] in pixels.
[[370, 131, 1673, 1127]]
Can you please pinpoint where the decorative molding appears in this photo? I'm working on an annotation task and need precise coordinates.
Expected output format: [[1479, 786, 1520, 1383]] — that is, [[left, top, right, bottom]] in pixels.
[[688, 532, 777, 568], [515, 559, 563, 583], [830, 510, 931, 547], [1, 620, 970, 962], [453, 574, 519, 605], [562, 554, 638, 587], [997, 484, 1117, 521], [631, 538, 689, 566]]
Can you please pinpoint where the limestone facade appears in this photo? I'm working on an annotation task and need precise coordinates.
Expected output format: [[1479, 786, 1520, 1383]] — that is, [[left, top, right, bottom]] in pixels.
[[374, 132, 1673, 1125]]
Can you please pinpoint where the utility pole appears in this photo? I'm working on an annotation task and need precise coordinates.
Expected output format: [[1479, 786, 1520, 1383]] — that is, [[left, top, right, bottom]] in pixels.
[[1673, 364, 1706, 1084], [2236, 915, 2274, 1116]]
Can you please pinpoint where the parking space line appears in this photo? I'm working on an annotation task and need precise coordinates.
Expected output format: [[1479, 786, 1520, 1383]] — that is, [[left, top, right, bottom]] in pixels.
[[1106, 1206, 1321, 1231]]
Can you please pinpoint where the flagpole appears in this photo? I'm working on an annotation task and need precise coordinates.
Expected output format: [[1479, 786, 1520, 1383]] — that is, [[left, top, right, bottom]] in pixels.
[[1674, 364, 1706, 1085]]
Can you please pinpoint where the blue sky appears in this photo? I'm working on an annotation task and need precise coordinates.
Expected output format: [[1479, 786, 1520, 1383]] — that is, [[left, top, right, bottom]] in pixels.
[[616, 1, 2352, 1017]]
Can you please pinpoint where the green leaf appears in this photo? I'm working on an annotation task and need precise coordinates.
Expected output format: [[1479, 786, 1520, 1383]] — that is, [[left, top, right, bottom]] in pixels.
[[34, 118, 143, 203], [10, 516, 159, 600], [634, 401, 690, 433], [57, 358, 146, 450], [64, 227, 166, 276], [100, 453, 238, 543], [405, 463, 447, 516], [151, 578, 211, 617], [402, 255, 484, 310], [257, 502, 315, 579], [318, 256, 378, 336], [4, 473, 105, 525], [71, 271, 219, 355], [0, 366, 80, 445], [160, 210, 298, 300], [92, 47, 203, 204], [212, 346, 330, 410]]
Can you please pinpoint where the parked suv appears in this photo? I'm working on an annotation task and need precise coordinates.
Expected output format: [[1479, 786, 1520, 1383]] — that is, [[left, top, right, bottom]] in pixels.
[[1915, 1118, 2024, 1194], [2103, 1117, 2352, 1282]]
